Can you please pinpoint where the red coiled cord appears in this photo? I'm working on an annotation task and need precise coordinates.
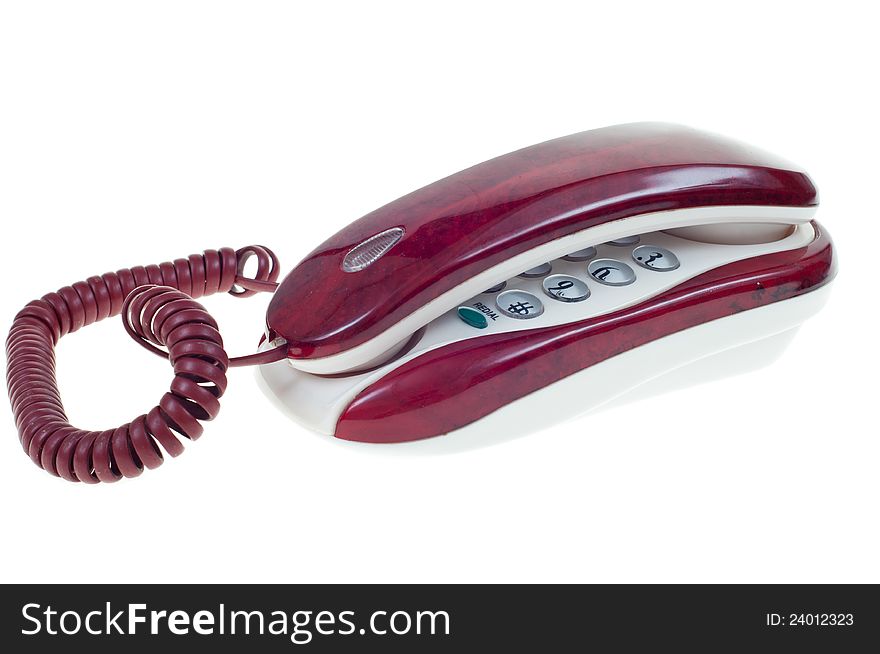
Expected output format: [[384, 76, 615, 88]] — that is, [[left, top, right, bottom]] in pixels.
[[5, 246, 286, 483]]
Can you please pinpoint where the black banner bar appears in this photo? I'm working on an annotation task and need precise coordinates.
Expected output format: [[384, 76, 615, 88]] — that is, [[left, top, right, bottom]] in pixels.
[[1, 584, 876, 651]]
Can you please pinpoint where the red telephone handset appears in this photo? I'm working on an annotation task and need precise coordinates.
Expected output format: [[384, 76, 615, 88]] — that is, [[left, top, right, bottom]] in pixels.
[[6, 123, 835, 482], [267, 122, 818, 373]]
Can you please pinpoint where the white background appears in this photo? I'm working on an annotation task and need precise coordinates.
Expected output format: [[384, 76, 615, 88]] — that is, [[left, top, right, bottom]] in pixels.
[[0, 1, 877, 583]]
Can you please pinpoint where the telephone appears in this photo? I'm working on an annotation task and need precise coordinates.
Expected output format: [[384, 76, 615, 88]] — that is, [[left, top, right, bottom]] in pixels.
[[6, 123, 836, 482]]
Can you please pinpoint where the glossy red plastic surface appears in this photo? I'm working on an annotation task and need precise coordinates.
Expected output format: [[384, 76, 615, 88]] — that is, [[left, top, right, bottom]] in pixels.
[[269, 123, 818, 360], [335, 223, 835, 443]]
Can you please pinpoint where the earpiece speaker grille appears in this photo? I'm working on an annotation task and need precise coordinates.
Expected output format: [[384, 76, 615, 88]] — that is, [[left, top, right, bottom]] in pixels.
[[342, 227, 405, 272]]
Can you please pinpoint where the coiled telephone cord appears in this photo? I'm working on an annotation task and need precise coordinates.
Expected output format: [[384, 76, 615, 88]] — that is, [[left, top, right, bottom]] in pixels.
[[5, 246, 286, 483]]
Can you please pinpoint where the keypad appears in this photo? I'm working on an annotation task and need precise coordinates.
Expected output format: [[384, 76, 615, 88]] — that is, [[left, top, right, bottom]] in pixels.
[[497, 290, 544, 319], [466, 235, 680, 326], [588, 259, 636, 286]]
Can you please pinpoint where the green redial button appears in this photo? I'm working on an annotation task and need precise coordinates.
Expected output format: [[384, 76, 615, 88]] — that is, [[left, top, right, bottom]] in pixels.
[[457, 306, 488, 329]]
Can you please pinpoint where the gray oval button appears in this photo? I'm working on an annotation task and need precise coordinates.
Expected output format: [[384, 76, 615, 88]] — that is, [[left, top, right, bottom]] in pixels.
[[588, 259, 636, 286], [562, 246, 597, 262], [542, 275, 590, 302], [483, 281, 507, 294], [606, 236, 640, 246], [496, 290, 544, 319], [518, 263, 552, 278], [632, 245, 680, 271]]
